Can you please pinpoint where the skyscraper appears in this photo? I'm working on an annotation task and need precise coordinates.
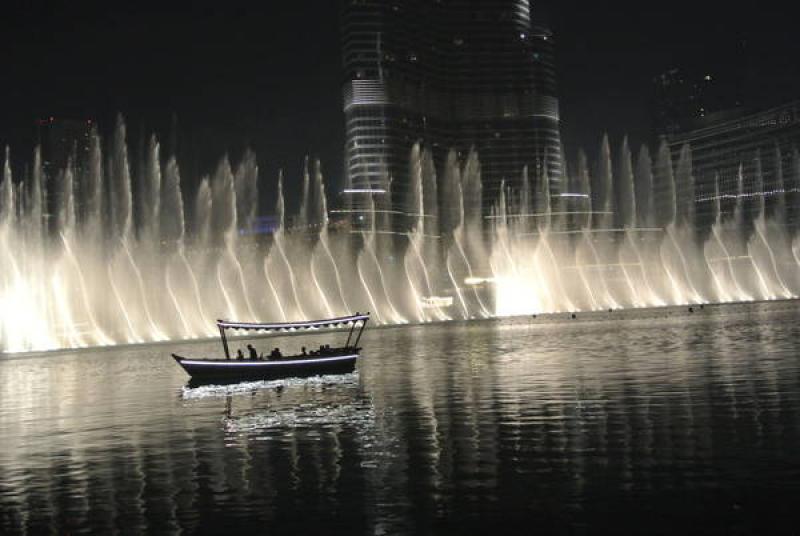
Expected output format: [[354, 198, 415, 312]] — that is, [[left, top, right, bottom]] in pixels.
[[341, 0, 561, 220]]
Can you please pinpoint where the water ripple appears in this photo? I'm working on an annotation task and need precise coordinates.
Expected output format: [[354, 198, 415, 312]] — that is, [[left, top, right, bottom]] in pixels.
[[0, 303, 799, 534]]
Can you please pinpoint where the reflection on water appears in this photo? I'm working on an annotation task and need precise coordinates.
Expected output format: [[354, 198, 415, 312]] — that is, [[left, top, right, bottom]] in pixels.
[[180, 372, 361, 400], [1, 301, 800, 534]]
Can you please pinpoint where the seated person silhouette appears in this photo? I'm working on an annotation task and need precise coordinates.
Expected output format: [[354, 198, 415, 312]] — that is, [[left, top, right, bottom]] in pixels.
[[236, 349, 245, 360], [269, 347, 282, 359], [301, 346, 307, 356], [247, 344, 258, 360]]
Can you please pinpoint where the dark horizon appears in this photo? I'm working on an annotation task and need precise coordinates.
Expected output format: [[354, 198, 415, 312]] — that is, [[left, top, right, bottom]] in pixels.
[[0, 1, 796, 206]]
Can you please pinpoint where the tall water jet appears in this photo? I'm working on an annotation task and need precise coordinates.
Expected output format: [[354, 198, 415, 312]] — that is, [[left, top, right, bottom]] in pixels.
[[770, 143, 788, 223], [140, 135, 162, 244], [421, 147, 448, 319], [194, 178, 212, 248], [616, 137, 636, 229], [634, 146, 654, 229], [84, 128, 103, 241], [440, 151, 471, 318], [234, 150, 259, 233], [789, 148, 800, 280], [211, 156, 257, 321], [162, 156, 206, 336], [593, 134, 614, 230], [402, 144, 431, 319], [748, 152, 793, 298], [571, 149, 600, 310], [654, 140, 677, 228], [629, 143, 665, 305], [403, 144, 448, 321], [581, 135, 619, 308], [442, 150, 490, 318], [298, 156, 311, 229], [356, 190, 405, 324], [289, 157, 330, 318], [309, 159, 349, 317], [654, 139, 694, 303], [704, 173, 748, 302], [27, 147, 44, 244], [674, 145, 696, 229], [263, 171, 302, 321], [673, 144, 705, 302], [52, 160, 84, 347], [615, 137, 645, 306], [107, 118, 147, 343], [530, 162, 556, 310], [233, 150, 262, 313], [541, 161, 577, 311]]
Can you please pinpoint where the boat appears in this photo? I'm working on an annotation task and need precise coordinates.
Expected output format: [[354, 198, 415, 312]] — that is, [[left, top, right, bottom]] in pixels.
[[172, 313, 369, 385]]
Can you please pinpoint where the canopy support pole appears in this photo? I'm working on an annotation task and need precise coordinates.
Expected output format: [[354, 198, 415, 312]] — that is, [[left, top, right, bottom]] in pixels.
[[220, 325, 230, 359], [345, 321, 357, 349], [353, 318, 368, 349]]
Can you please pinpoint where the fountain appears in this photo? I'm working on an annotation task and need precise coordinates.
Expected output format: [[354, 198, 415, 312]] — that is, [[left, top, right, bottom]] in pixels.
[[0, 116, 798, 352]]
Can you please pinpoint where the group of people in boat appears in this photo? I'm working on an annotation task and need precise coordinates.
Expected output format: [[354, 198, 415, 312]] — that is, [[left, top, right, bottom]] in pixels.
[[232, 343, 343, 361], [303, 344, 338, 357]]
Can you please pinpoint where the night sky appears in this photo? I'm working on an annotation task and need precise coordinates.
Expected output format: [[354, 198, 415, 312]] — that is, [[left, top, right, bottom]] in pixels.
[[1, 0, 797, 206]]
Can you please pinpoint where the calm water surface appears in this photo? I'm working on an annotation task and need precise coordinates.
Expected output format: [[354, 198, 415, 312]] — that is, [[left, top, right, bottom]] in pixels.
[[1, 302, 799, 534]]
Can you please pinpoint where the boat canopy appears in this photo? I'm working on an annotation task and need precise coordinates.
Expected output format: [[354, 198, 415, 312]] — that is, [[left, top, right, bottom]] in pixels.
[[216, 313, 370, 333], [215, 313, 370, 360]]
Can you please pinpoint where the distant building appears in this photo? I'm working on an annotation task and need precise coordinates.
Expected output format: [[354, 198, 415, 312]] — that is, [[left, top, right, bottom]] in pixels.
[[664, 100, 800, 229], [340, 0, 561, 221], [652, 68, 742, 136]]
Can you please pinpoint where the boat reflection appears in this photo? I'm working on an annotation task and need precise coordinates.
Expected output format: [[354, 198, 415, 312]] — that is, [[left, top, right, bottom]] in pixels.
[[180, 372, 360, 398]]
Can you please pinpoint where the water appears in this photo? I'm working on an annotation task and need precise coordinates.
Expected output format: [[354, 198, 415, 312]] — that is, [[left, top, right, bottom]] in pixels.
[[1, 301, 799, 534], [2, 121, 800, 352]]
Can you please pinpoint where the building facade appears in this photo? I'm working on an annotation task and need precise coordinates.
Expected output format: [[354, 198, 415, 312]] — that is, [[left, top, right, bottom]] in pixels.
[[340, 0, 561, 221], [665, 100, 800, 230]]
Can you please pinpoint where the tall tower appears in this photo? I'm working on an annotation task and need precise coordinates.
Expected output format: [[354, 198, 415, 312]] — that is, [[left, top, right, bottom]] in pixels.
[[341, 0, 561, 219]]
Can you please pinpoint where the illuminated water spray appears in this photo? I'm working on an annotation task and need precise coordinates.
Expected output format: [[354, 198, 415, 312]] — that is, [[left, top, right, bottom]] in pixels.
[[0, 117, 798, 352]]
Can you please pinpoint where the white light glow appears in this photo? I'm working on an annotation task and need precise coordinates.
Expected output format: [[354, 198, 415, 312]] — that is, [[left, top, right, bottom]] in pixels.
[[342, 188, 387, 194], [464, 277, 496, 285]]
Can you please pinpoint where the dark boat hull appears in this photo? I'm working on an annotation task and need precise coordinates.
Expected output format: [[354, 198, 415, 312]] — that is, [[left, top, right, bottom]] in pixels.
[[172, 353, 358, 385]]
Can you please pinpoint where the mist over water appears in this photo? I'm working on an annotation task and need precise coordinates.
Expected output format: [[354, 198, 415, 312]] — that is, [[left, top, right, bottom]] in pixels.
[[1, 119, 799, 353]]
